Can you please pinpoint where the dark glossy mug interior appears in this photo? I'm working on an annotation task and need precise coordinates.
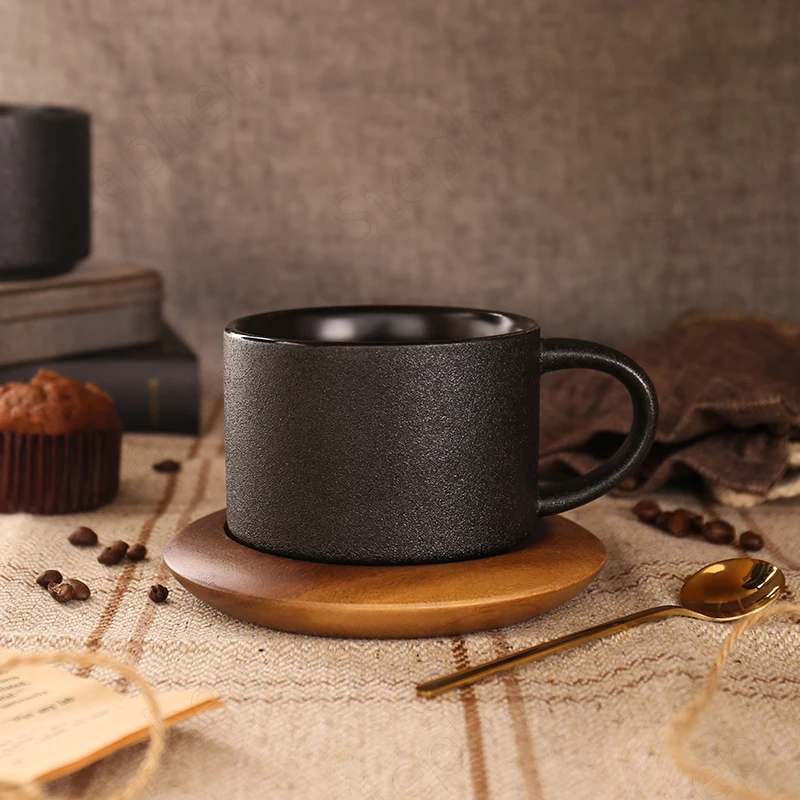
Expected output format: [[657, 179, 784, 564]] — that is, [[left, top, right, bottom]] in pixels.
[[223, 305, 658, 565], [227, 306, 533, 344]]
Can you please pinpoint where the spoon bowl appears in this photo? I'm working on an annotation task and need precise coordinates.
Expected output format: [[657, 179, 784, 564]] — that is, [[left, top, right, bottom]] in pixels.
[[680, 558, 785, 621]]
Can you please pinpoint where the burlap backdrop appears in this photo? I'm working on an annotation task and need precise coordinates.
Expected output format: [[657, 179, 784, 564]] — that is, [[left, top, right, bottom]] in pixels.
[[2, 2, 800, 389]]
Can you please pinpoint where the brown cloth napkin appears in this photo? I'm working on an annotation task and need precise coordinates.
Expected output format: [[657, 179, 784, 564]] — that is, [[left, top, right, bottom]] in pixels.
[[540, 311, 800, 507]]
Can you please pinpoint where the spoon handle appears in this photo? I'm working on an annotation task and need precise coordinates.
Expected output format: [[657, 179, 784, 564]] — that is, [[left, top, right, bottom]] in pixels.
[[417, 605, 688, 698]]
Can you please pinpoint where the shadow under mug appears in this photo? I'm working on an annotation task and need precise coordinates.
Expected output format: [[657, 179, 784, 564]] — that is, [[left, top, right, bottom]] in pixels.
[[223, 306, 658, 565]]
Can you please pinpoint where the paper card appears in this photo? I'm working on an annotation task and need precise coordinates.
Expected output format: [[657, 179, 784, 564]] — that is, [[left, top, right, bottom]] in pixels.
[[0, 648, 223, 786]]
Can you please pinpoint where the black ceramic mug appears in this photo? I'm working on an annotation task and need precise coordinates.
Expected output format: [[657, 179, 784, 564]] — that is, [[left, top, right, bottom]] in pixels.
[[224, 306, 658, 565], [0, 105, 90, 279]]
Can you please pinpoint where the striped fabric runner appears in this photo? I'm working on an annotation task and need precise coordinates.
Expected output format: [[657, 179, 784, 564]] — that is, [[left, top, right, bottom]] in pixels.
[[0, 399, 797, 799]]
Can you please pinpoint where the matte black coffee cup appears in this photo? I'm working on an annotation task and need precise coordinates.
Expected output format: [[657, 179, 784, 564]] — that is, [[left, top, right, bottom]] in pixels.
[[224, 306, 658, 565], [0, 105, 90, 279]]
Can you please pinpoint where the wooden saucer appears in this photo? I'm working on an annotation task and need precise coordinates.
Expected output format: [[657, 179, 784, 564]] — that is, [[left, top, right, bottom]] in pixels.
[[163, 510, 606, 638]]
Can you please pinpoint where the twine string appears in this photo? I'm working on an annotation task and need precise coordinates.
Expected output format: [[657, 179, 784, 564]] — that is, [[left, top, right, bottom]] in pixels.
[[667, 601, 800, 800], [0, 650, 166, 800]]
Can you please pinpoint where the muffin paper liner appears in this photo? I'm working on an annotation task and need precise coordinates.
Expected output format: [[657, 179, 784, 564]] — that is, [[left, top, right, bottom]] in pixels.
[[0, 429, 121, 514]]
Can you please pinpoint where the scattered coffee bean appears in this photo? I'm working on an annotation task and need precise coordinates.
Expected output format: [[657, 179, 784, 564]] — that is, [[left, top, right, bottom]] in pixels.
[[153, 459, 181, 474], [126, 544, 147, 562], [110, 540, 129, 555], [702, 519, 735, 545], [739, 530, 764, 551], [68, 526, 98, 547], [674, 508, 703, 534], [36, 570, 62, 588], [630, 501, 740, 546], [632, 499, 661, 523], [66, 578, 91, 601], [667, 511, 691, 537], [149, 584, 169, 604], [98, 545, 126, 566], [48, 582, 75, 603], [654, 511, 673, 531]]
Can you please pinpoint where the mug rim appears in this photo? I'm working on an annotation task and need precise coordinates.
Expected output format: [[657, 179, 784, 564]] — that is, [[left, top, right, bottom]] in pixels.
[[0, 103, 89, 120], [225, 305, 540, 347]]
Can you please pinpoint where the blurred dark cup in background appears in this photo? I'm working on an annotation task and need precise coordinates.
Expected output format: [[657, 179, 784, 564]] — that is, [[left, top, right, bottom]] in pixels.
[[0, 104, 90, 280]]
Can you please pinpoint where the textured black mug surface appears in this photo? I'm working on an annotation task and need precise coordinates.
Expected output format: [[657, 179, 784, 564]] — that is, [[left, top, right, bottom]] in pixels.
[[0, 105, 90, 279], [224, 306, 658, 565]]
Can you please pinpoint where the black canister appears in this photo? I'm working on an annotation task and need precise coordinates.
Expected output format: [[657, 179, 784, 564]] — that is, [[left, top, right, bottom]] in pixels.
[[0, 105, 90, 279]]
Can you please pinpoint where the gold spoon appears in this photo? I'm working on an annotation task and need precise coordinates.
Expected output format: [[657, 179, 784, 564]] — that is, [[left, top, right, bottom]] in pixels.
[[417, 557, 786, 699]]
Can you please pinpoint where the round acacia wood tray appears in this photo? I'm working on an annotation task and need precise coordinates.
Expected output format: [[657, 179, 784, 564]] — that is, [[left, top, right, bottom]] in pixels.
[[164, 509, 606, 638]]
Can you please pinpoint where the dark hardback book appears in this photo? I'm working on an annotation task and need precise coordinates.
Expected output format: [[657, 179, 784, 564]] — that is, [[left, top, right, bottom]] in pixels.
[[0, 326, 199, 434]]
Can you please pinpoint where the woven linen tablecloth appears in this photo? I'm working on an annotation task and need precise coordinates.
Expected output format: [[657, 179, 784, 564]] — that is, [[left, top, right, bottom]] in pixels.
[[1, 401, 798, 800]]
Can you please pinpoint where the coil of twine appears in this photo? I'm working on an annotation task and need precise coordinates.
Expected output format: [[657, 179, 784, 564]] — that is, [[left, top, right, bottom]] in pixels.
[[667, 601, 800, 800], [0, 650, 166, 800]]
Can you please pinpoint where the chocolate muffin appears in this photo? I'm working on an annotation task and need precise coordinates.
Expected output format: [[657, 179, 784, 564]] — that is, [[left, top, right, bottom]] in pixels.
[[0, 370, 122, 513]]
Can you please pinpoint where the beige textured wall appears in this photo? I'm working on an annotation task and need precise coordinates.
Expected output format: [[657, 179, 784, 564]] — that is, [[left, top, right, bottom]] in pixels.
[[1, 1, 799, 387]]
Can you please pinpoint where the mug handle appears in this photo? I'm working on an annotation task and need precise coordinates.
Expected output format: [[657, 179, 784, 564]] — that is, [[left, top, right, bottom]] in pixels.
[[538, 337, 659, 516]]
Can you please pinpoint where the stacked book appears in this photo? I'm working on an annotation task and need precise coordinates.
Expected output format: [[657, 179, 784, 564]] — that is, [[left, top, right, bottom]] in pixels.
[[0, 261, 199, 434]]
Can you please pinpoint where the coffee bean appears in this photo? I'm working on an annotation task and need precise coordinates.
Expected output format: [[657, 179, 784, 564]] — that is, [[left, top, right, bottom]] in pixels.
[[153, 459, 181, 474], [702, 519, 735, 545], [739, 530, 764, 551], [126, 544, 147, 562], [619, 474, 640, 491], [36, 570, 62, 588], [149, 584, 169, 604], [632, 499, 661, 523], [667, 511, 691, 537], [68, 526, 98, 547], [674, 508, 703, 534], [110, 540, 129, 555], [98, 545, 126, 566], [654, 511, 673, 531], [48, 582, 75, 603], [66, 578, 91, 601]]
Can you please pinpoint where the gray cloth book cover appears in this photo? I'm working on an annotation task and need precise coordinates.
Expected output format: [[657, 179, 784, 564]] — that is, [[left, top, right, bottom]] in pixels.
[[0, 260, 162, 366]]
